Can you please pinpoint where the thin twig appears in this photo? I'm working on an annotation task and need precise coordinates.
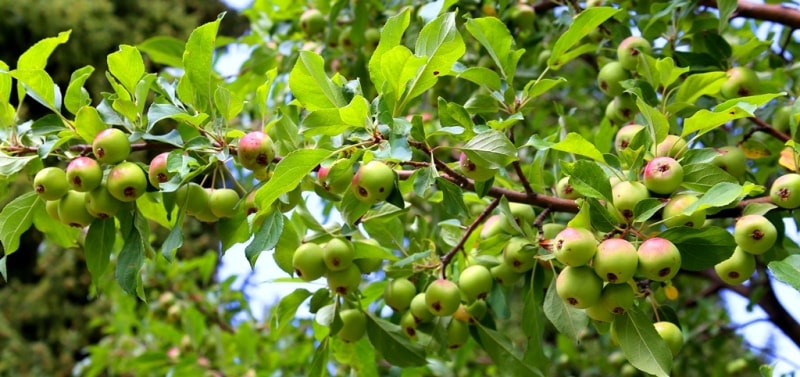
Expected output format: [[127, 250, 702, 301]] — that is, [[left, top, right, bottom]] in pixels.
[[440, 197, 501, 279], [748, 116, 791, 143]]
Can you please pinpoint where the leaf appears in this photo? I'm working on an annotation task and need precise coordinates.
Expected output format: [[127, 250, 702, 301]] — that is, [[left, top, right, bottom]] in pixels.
[[637, 99, 669, 145], [11, 69, 58, 110], [17, 30, 71, 70], [464, 17, 525, 82], [274, 216, 301, 275], [457, 66, 501, 91], [547, 7, 620, 69], [659, 226, 736, 271], [525, 78, 567, 100], [64, 66, 95, 115], [301, 95, 370, 136], [288, 51, 347, 111], [107, 45, 145, 94], [681, 163, 738, 192], [244, 210, 284, 268], [543, 276, 587, 341], [254, 149, 333, 212], [379, 46, 427, 101], [0, 154, 37, 176], [613, 310, 672, 377], [85, 217, 116, 287], [368, 9, 412, 95], [476, 325, 545, 377], [562, 160, 612, 202], [682, 182, 743, 214], [138, 36, 185, 67], [436, 177, 468, 216], [0, 192, 40, 256], [74, 106, 108, 144], [365, 313, 427, 367], [673, 71, 726, 105], [461, 130, 518, 169], [180, 15, 222, 113], [161, 209, 185, 262], [273, 288, 312, 336], [308, 338, 330, 377], [404, 12, 466, 103], [116, 222, 145, 297], [551, 132, 605, 162], [214, 85, 244, 122], [633, 198, 666, 223], [768, 255, 800, 291], [682, 93, 784, 138]]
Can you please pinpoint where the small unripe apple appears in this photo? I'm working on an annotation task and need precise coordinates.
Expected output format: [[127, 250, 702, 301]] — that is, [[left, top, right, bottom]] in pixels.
[[318, 159, 354, 195], [107, 161, 147, 202], [364, 28, 381, 54], [92, 128, 131, 164], [409, 293, 434, 323], [597, 61, 629, 97], [466, 300, 488, 324], [337, 309, 367, 343], [238, 131, 275, 171], [292, 242, 326, 281], [612, 181, 650, 220], [553, 227, 598, 267], [323, 238, 355, 271], [501, 202, 536, 233], [384, 278, 417, 312], [556, 176, 582, 200], [600, 283, 635, 314], [459, 152, 498, 182], [33, 167, 69, 201], [299, 8, 326, 36], [480, 214, 505, 239], [720, 66, 760, 99], [447, 319, 470, 349], [733, 214, 777, 255], [66, 157, 102, 192], [209, 188, 240, 218], [662, 193, 706, 228], [425, 279, 462, 316], [542, 223, 566, 240], [58, 191, 94, 228], [605, 94, 638, 124], [655, 135, 688, 158], [509, 4, 536, 30], [176, 182, 210, 215], [503, 237, 537, 273], [326, 264, 361, 295], [148, 152, 172, 189], [593, 238, 638, 283], [351, 160, 395, 204], [711, 146, 747, 179], [586, 304, 614, 323], [617, 36, 652, 70], [614, 124, 644, 153], [643, 157, 684, 195], [400, 311, 419, 338], [637, 237, 681, 281], [653, 321, 684, 356], [714, 246, 756, 285], [458, 265, 493, 302], [491, 259, 524, 286], [556, 265, 603, 309], [193, 189, 221, 223], [242, 191, 258, 216], [770, 173, 800, 209], [85, 183, 123, 219], [45, 200, 60, 221]]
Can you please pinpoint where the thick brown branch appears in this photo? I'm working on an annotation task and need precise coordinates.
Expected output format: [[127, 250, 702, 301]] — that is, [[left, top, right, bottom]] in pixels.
[[748, 116, 791, 143], [702, 0, 800, 29]]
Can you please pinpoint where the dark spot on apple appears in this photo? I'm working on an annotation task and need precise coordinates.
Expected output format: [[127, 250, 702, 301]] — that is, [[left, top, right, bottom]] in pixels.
[[256, 153, 269, 166], [477, 292, 487, 300], [751, 229, 764, 240], [567, 297, 578, 306], [612, 307, 625, 314], [406, 327, 416, 336], [729, 271, 740, 279], [157, 173, 168, 183], [432, 302, 442, 312], [295, 268, 303, 277], [332, 257, 340, 267], [124, 186, 137, 198], [358, 186, 368, 197], [35, 184, 45, 193], [658, 267, 672, 277], [433, 71, 440, 76], [72, 176, 82, 186], [607, 273, 618, 283], [779, 187, 790, 200], [96, 148, 106, 158], [379, 187, 384, 193], [335, 286, 347, 295]]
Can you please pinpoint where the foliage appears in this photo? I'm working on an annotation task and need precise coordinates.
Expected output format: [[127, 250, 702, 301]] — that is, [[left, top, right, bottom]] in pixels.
[[2, 0, 800, 375]]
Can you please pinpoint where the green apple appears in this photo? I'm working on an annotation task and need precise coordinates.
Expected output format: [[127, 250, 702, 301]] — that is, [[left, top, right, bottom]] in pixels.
[[714, 246, 755, 285], [597, 61, 629, 97], [662, 193, 705, 228], [106, 161, 147, 202], [553, 227, 598, 267], [351, 160, 395, 204], [292, 242, 326, 282], [720, 66, 760, 99], [770, 173, 800, 209], [637, 237, 681, 281], [617, 36, 652, 70], [643, 157, 684, 195], [556, 265, 603, 309], [593, 238, 638, 283], [92, 128, 131, 164], [457, 265, 493, 302], [733, 214, 777, 255], [384, 278, 417, 312], [425, 279, 462, 316], [33, 167, 69, 201], [66, 156, 102, 192]]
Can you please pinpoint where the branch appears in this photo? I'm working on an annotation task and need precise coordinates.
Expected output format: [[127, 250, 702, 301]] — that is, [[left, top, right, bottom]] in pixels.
[[440, 197, 500, 278], [748, 116, 791, 143], [702, 0, 800, 29]]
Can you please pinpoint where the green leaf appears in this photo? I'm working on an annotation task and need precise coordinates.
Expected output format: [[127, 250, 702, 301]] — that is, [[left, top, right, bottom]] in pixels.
[[562, 160, 612, 202], [368, 9, 412, 95], [461, 130, 518, 169], [254, 149, 333, 212], [274, 216, 301, 275], [0, 154, 37, 176], [244, 210, 284, 268], [613, 310, 672, 377], [64, 66, 95, 115], [551, 133, 605, 162], [180, 15, 222, 112], [717, 0, 737, 31], [465, 17, 525, 82], [365, 313, 427, 367], [85, 217, 116, 287], [547, 7, 620, 69], [525, 78, 567, 100], [289, 51, 347, 110], [476, 325, 545, 377], [637, 99, 669, 145], [308, 338, 330, 377], [379, 46, 426, 102], [273, 288, 312, 337], [457, 66, 501, 91], [768, 255, 800, 291], [11, 69, 58, 110], [107, 45, 145, 94], [138, 36, 185, 67], [682, 182, 743, 214], [543, 276, 587, 341], [214, 85, 244, 122], [681, 163, 737, 192], [659, 226, 736, 271], [673, 72, 726, 105], [0, 192, 40, 256], [74, 106, 108, 144], [301, 95, 370, 136], [587, 198, 619, 232], [436, 177, 468, 216], [403, 12, 466, 105], [116, 222, 145, 297], [161, 209, 185, 262], [17, 30, 71, 70], [633, 198, 666, 223]]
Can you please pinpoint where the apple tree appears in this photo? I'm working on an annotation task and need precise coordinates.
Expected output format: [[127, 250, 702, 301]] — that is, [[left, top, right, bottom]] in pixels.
[[2, 0, 800, 375]]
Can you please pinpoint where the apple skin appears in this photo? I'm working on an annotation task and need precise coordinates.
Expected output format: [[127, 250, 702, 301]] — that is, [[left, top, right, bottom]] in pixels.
[[617, 36, 652, 70], [501, 202, 536, 233], [770, 173, 800, 209], [593, 238, 639, 284], [85, 183, 123, 219], [148, 152, 172, 189], [553, 227, 598, 267], [714, 246, 755, 285], [457, 265, 493, 302], [92, 128, 131, 164], [238, 131, 275, 171], [636, 237, 681, 282], [459, 152, 498, 182], [662, 193, 706, 228], [653, 321, 684, 356], [720, 66, 760, 99], [600, 283, 635, 314], [614, 124, 644, 153], [409, 293, 434, 323], [642, 157, 684, 195], [503, 237, 536, 273], [176, 183, 210, 216], [351, 160, 395, 204], [447, 319, 470, 349], [326, 264, 362, 296], [425, 279, 462, 317], [491, 259, 524, 286], [597, 61, 629, 97], [318, 159, 354, 195], [57, 191, 95, 228], [556, 176, 582, 200], [208, 188, 241, 218], [733, 214, 777, 255], [337, 309, 367, 343], [384, 278, 417, 312], [106, 161, 148, 202], [605, 94, 638, 124], [556, 265, 603, 309], [711, 146, 747, 179], [322, 238, 355, 271], [299, 8, 326, 36], [33, 167, 69, 201], [655, 135, 688, 158], [612, 181, 650, 220], [66, 156, 103, 192], [292, 242, 327, 282]]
